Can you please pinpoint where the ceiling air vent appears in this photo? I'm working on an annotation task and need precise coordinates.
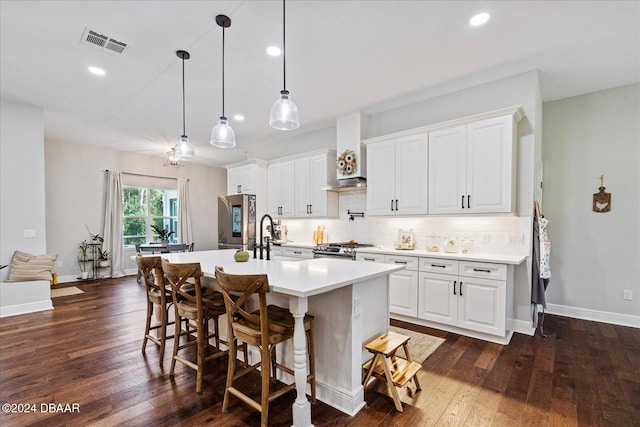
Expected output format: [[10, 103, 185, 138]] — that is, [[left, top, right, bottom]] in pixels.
[[80, 28, 129, 55]]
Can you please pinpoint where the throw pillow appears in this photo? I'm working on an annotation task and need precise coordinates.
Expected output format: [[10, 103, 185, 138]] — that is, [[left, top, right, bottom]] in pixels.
[[5, 250, 58, 282]]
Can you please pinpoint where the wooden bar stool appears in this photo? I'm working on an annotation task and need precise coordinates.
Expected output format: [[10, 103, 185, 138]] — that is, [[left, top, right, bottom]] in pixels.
[[214, 266, 316, 427], [362, 330, 422, 412], [162, 259, 230, 393], [137, 254, 175, 367]]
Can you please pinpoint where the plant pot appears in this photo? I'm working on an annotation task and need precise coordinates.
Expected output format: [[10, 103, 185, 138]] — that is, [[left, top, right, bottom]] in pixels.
[[99, 260, 110, 267], [81, 272, 89, 280]]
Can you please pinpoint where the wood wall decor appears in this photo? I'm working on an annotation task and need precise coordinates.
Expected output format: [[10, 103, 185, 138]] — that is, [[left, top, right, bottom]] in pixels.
[[592, 175, 611, 212]]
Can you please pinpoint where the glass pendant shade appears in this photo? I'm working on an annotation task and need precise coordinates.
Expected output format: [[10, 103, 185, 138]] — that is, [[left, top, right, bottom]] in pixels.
[[176, 135, 194, 160], [210, 117, 236, 148], [269, 90, 299, 130]]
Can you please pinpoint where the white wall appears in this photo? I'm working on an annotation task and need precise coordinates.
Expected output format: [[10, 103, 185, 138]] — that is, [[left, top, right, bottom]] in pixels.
[[542, 83, 640, 324], [44, 139, 227, 280], [0, 99, 47, 281]]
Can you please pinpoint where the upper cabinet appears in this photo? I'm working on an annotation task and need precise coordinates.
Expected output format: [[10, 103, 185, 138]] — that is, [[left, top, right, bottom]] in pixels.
[[225, 160, 267, 196], [268, 150, 338, 219], [268, 160, 295, 217], [366, 133, 428, 216], [294, 153, 338, 218], [428, 114, 517, 214]]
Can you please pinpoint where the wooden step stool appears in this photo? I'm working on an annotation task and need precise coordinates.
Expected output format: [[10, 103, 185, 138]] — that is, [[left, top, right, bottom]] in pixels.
[[362, 330, 422, 412]]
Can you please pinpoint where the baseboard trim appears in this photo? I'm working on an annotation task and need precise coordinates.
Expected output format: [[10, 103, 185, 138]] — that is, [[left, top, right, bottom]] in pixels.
[[546, 303, 640, 328], [512, 318, 535, 336], [0, 300, 53, 318]]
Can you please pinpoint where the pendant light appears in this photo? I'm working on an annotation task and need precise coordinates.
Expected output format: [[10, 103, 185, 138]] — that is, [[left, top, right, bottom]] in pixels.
[[175, 50, 195, 160], [269, 0, 299, 130], [210, 14, 236, 148], [164, 147, 184, 168]]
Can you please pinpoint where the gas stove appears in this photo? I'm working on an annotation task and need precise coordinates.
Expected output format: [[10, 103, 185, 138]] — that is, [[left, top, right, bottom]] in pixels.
[[312, 242, 375, 259]]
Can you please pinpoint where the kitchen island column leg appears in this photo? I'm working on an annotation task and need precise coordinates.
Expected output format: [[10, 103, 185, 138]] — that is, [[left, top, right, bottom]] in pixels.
[[289, 295, 314, 427]]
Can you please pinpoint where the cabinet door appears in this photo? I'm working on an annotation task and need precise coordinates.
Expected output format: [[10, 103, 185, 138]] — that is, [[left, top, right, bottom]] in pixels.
[[227, 165, 255, 195], [308, 154, 330, 217], [428, 125, 466, 214], [227, 167, 242, 195], [417, 272, 457, 326], [268, 162, 295, 217], [267, 164, 282, 216], [466, 115, 515, 213], [366, 140, 396, 216], [457, 277, 506, 336], [279, 161, 295, 217], [389, 269, 418, 317], [294, 157, 311, 216], [394, 133, 428, 215]]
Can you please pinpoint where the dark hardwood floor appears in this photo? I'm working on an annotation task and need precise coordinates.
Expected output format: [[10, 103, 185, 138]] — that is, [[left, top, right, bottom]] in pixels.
[[1, 276, 638, 426]]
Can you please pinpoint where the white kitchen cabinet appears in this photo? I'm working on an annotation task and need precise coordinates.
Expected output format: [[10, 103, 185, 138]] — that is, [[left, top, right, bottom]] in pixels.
[[366, 133, 428, 216], [356, 252, 418, 317], [282, 246, 314, 259], [294, 153, 338, 218], [428, 114, 517, 214], [225, 160, 267, 196], [418, 258, 507, 336], [268, 160, 295, 217], [385, 255, 419, 317]]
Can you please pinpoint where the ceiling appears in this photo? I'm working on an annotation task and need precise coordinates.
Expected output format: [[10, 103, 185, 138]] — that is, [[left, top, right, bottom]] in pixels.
[[1, 1, 638, 167]]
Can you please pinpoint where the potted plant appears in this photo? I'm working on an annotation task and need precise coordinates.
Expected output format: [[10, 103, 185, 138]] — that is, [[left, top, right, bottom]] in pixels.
[[79, 240, 89, 259], [98, 249, 111, 267], [150, 224, 175, 244], [86, 224, 104, 243]]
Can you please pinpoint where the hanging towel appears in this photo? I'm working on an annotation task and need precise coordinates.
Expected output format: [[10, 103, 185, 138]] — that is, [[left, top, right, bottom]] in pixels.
[[531, 201, 551, 332]]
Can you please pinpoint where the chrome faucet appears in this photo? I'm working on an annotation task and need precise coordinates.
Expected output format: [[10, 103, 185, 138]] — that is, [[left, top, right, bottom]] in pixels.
[[255, 214, 275, 260]]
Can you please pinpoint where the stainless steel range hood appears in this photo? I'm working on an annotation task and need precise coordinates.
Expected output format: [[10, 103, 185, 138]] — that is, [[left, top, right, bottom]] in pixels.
[[321, 177, 366, 192]]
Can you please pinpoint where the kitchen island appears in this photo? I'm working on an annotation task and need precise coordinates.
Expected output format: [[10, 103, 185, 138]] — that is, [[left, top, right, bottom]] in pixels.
[[151, 249, 405, 427]]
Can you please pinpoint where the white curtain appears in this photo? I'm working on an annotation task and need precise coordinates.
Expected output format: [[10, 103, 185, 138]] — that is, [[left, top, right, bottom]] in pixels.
[[178, 178, 193, 245], [103, 171, 125, 278]]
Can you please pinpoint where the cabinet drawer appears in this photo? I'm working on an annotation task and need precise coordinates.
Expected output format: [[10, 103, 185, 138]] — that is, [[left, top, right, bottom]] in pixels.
[[384, 254, 418, 271], [419, 258, 459, 275], [282, 247, 314, 259], [459, 261, 506, 281], [356, 253, 385, 263]]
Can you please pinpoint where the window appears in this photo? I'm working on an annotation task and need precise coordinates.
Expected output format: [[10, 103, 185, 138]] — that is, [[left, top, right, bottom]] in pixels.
[[122, 186, 178, 246]]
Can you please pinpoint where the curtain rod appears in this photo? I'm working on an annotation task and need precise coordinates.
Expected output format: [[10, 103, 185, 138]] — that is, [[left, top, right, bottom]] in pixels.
[[104, 170, 189, 181]]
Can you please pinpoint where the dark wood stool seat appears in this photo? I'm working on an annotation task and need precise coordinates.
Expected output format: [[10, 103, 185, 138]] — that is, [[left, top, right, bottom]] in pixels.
[[362, 330, 422, 412]]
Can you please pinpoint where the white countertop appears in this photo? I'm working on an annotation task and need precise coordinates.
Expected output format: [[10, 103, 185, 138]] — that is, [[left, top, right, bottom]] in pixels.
[[356, 246, 528, 265], [148, 249, 405, 298]]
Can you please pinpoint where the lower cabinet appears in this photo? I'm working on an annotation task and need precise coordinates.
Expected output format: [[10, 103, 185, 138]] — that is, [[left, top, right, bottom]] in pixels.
[[357, 251, 513, 341], [418, 258, 507, 336]]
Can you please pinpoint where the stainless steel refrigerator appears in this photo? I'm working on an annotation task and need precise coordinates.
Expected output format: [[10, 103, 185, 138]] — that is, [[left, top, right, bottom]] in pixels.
[[218, 194, 256, 250]]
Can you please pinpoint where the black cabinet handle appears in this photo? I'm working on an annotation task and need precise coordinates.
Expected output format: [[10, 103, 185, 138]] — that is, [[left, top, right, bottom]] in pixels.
[[473, 268, 491, 273], [460, 282, 463, 296], [309, 204, 312, 214], [461, 195, 464, 209], [237, 184, 241, 193], [453, 280, 457, 295], [467, 195, 470, 209], [394, 260, 407, 264], [395, 199, 399, 211], [431, 264, 446, 268], [363, 257, 376, 261], [391, 200, 394, 211], [293, 251, 302, 255]]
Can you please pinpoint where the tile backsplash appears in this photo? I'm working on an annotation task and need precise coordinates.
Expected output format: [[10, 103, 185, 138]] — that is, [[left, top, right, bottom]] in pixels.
[[279, 191, 531, 256]]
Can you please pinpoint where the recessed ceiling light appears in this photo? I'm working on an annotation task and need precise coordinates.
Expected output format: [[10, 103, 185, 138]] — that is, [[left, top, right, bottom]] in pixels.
[[266, 46, 281, 56], [88, 66, 106, 76], [469, 12, 490, 26], [233, 114, 245, 121]]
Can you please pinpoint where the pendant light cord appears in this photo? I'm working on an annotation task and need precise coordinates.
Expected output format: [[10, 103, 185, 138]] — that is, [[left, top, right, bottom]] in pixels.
[[282, 0, 286, 92], [181, 56, 186, 135], [222, 26, 226, 118]]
